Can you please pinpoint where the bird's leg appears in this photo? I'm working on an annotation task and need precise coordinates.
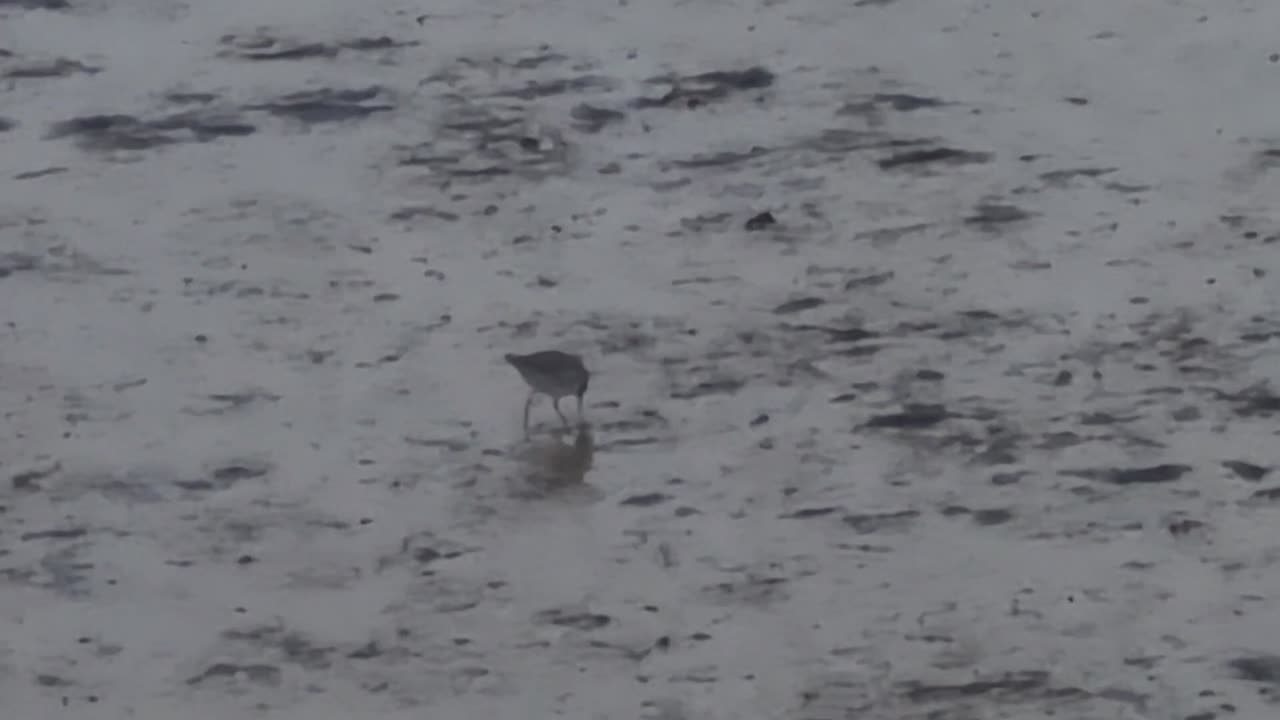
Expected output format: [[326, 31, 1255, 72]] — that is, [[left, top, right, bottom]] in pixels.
[[576, 394, 585, 423], [553, 397, 570, 428], [523, 392, 535, 436]]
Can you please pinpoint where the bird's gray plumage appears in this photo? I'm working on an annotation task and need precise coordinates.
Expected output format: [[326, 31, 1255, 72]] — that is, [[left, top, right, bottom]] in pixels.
[[504, 350, 589, 433]]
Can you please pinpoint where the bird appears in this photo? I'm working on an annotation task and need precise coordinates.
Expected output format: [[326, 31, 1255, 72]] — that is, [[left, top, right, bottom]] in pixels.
[[504, 350, 590, 433]]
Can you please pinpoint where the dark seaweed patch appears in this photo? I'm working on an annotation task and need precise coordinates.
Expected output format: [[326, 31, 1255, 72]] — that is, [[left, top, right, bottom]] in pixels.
[[745, 211, 777, 231], [219, 34, 414, 61], [396, 102, 571, 181], [1061, 464, 1192, 485], [47, 114, 174, 152], [1229, 655, 1280, 685], [496, 76, 614, 100], [20, 527, 88, 541], [164, 91, 219, 105], [243, 87, 393, 125], [878, 147, 992, 170], [665, 146, 771, 169], [872, 93, 946, 111], [1223, 460, 1270, 481], [865, 404, 950, 429], [534, 608, 612, 630], [786, 324, 879, 344], [619, 492, 672, 507], [1227, 387, 1280, 417], [670, 378, 745, 399], [632, 66, 774, 109], [149, 112, 256, 140], [779, 506, 841, 519], [846, 271, 897, 291], [4, 58, 101, 78], [1039, 167, 1117, 187], [843, 510, 919, 534], [570, 103, 625, 133], [900, 671, 1087, 704], [773, 297, 824, 315], [47, 110, 256, 153], [187, 663, 282, 687], [0, 0, 70, 8], [965, 203, 1033, 226], [799, 129, 931, 155]]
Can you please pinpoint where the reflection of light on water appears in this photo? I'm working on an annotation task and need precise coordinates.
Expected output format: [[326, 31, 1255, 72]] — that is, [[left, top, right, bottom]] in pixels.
[[513, 421, 597, 496]]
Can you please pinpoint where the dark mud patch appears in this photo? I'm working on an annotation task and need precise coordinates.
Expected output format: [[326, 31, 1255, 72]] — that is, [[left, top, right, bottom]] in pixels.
[[664, 146, 772, 170], [899, 671, 1088, 705], [388, 206, 459, 224], [967, 426, 1027, 466], [184, 389, 281, 416], [1248, 486, 1280, 503], [1038, 166, 1118, 187], [373, 532, 477, 573], [4, 58, 101, 79], [222, 624, 339, 670], [533, 607, 612, 631], [218, 32, 416, 61], [570, 103, 625, 133], [243, 87, 394, 125], [854, 223, 931, 248], [396, 101, 571, 182], [187, 663, 282, 688], [174, 461, 272, 493], [0, 247, 130, 279], [784, 323, 878, 344], [871, 92, 945, 110], [779, 506, 842, 519], [1223, 460, 1270, 481], [165, 91, 220, 105], [1221, 384, 1280, 417], [843, 509, 919, 534], [745, 211, 777, 231], [1252, 148, 1280, 173], [1060, 464, 1192, 485], [864, 404, 950, 429], [495, 75, 614, 100], [965, 203, 1034, 228], [5, 543, 95, 598], [632, 66, 773, 109], [619, 492, 672, 507], [942, 505, 1015, 526], [704, 573, 791, 607], [11, 460, 61, 490], [797, 129, 931, 156], [1229, 655, 1280, 685], [678, 211, 732, 233], [0, 0, 70, 9], [669, 377, 744, 400], [0, 117, 14, 132], [773, 297, 824, 315], [20, 527, 88, 542], [47, 111, 255, 154], [877, 146, 992, 171], [840, 93, 948, 119]]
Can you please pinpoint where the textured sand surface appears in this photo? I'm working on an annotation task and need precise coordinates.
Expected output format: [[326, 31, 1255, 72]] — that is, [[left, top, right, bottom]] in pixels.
[[4, 1, 1280, 718]]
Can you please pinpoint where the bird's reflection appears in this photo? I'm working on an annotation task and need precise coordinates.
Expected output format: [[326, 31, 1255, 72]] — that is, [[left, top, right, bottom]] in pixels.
[[514, 420, 597, 496]]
